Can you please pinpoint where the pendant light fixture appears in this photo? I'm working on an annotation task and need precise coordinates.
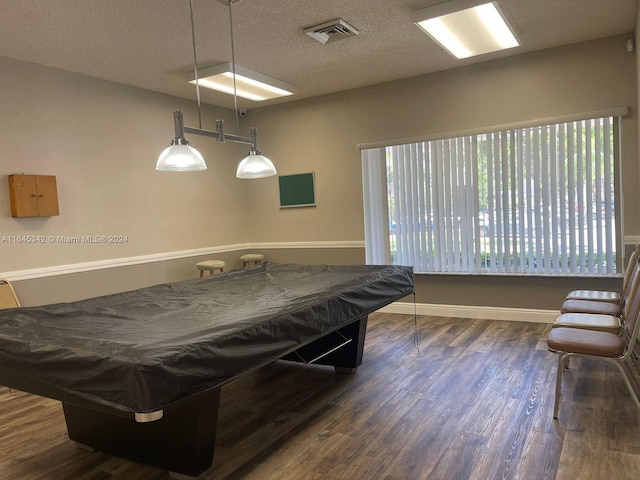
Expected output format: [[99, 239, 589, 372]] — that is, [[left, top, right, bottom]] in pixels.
[[156, 0, 278, 179], [156, 111, 207, 171], [235, 128, 277, 179]]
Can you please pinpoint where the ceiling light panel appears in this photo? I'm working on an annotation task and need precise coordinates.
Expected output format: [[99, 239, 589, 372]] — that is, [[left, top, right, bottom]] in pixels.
[[414, 1, 520, 59], [187, 63, 296, 101]]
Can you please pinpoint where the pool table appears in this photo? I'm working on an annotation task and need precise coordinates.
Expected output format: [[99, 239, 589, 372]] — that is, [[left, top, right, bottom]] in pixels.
[[0, 262, 414, 476]]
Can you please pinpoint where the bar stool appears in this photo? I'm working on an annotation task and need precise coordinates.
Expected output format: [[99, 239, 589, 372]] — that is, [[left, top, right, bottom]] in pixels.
[[240, 254, 264, 267], [196, 260, 225, 277]]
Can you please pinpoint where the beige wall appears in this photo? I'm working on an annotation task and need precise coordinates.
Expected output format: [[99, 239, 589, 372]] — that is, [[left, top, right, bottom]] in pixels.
[[0, 56, 250, 272], [1, 33, 637, 311]]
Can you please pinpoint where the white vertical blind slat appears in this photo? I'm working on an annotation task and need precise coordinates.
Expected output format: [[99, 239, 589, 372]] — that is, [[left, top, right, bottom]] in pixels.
[[603, 119, 614, 272], [576, 120, 586, 273], [557, 124, 568, 273], [549, 126, 560, 272], [594, 119, 604, 272], [585, 120, 595, 272], [361, 148, 387, 264], [472, 137, 482, 271]]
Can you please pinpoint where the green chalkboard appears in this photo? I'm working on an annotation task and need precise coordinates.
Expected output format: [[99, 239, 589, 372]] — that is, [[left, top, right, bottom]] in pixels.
[[279, 172, 316, 208]]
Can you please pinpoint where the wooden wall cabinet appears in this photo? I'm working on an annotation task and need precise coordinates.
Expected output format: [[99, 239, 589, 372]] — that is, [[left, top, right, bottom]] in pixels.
[[8, 174, 60, 218]]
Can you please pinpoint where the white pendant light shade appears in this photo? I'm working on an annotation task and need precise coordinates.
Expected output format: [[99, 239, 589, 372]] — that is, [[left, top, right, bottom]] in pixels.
[[236, 151, 277, 179], [156, 144, 207, 172]]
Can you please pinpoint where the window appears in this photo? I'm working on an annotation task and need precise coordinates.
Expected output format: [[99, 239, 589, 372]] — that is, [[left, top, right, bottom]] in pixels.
[[362, 114, 623, 275]]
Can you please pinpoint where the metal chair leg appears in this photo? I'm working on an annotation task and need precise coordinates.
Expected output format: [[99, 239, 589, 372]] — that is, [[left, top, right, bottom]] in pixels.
[[615, 360, 640, 414], [554, 353, 571, 419]]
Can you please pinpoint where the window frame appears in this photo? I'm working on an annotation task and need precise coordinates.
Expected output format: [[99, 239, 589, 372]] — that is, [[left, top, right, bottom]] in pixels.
[[361, 107, 627, 277]]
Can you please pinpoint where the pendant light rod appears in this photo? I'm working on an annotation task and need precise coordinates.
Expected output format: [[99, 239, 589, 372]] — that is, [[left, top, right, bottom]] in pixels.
[[188, 0, 202, 129], [181, 112, 257, 149], [226, 0, 241, 136], [172, 111, 189, 144]]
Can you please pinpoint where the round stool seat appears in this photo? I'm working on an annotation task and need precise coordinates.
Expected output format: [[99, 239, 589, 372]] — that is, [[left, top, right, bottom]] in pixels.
[[196, 260, 225, 277], [240, 253, 264, 267]]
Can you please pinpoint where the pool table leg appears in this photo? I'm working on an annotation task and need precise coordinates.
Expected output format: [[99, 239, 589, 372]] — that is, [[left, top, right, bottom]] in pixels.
[[334, 366, 358, 374], [282, 316, 368, 372], [62, 387, 221, 477], [327, 315, 368, 371]]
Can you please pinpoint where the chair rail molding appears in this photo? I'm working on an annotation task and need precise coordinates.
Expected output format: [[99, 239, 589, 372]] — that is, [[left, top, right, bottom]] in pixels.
[[0, 241, 365, 281]]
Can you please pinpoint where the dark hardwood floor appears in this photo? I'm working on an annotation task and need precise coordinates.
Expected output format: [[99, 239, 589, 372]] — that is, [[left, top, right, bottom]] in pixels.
[[1, 313, 640, 479]]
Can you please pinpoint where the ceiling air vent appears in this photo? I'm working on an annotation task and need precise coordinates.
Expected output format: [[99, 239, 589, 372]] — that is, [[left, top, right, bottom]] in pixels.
[[304, 19, 360, 45]]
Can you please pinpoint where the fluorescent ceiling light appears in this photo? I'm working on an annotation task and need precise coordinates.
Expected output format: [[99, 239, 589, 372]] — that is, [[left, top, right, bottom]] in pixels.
[[415, 1, 520, 59], [187, 63, 296, 101]]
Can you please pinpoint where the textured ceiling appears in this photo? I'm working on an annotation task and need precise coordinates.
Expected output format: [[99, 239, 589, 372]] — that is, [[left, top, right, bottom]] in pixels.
[[0, 0, 636, 109]]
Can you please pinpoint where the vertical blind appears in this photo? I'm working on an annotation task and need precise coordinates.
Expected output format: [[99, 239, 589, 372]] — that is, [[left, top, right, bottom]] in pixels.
[[362, 116, 621, 275]]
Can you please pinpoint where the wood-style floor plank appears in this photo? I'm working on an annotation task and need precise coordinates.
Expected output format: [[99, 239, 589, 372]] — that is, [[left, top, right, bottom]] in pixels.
[[1, 313, 640, 479]]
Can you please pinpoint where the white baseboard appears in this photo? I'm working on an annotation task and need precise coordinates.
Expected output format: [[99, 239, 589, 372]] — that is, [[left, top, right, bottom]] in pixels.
[[379, 301, 558, 324]]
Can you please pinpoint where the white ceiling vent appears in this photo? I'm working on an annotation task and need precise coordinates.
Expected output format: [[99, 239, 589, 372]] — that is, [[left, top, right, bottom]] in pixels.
[[304, 19, 360, 45]]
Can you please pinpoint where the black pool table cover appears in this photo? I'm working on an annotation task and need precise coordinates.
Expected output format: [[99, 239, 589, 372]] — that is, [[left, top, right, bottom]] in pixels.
[[0, 262, 414, 416]]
